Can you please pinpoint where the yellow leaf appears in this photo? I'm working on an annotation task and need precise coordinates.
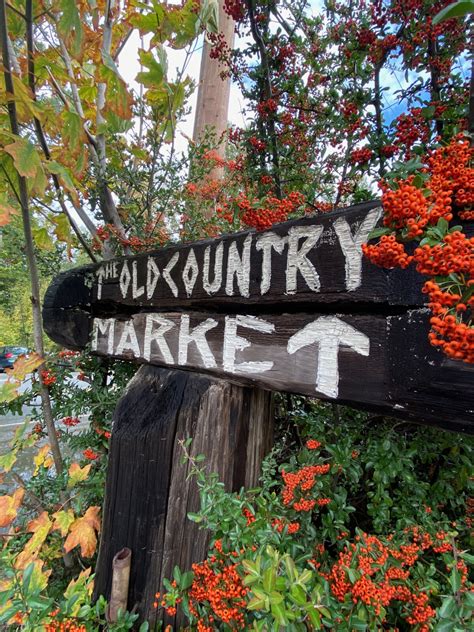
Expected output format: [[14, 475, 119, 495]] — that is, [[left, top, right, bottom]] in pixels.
[[25, 560, 51, 592], [64, 567, 93, 615], [52, 509, 75, 537], [67, 462, 92, 488], [15, 511, 52, 569], [0, 447, 18, 472], [0, 378, 20, 403], [0, 487, 24, 527], [64, 506, 101, 558], [33, 445, 54, 476], [7, 352, 43, 382], [4, 136, 42, 178], [10, 76, 44, 122]]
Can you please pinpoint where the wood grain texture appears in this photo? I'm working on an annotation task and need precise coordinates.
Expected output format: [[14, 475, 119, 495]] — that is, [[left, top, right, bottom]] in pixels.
[[93, 365, 273, 627], [85, 309, 472, 433], [43, 201, 424, 320]]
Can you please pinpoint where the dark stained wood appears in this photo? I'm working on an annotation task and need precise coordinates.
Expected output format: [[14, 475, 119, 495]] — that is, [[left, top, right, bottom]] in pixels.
[[43, 201, 424, 319], [93, 365, 273, 628], [82, 309, 473, 434]]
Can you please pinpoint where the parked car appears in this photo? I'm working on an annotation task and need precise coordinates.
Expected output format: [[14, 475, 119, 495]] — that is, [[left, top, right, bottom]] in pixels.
[[0, 346, 29, 372]]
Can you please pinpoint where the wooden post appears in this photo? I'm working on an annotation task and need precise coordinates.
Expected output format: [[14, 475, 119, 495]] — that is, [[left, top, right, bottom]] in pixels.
[[93, 365, 273, 626]]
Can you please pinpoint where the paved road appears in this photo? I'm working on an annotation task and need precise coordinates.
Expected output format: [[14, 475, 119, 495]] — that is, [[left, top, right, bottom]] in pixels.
[[0, 373, 90, 484]]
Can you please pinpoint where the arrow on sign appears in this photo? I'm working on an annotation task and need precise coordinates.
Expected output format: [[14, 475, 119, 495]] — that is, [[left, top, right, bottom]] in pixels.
[[287, 316, 370, 398]]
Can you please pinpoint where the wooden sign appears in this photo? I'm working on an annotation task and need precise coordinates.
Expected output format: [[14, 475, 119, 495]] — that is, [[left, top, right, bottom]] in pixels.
[[43, 201, 474, 433]]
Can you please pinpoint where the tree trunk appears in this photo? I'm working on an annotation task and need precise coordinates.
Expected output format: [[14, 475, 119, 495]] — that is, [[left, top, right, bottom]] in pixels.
[[93, 365, 273, 627]]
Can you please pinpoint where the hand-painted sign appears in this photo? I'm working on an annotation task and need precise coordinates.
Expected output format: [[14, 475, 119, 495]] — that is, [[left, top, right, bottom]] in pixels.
[[43, 201, 474, 433]]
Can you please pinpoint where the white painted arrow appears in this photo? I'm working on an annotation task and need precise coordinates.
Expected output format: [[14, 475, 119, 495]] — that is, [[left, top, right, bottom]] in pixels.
[[287, 316, 370, 398]]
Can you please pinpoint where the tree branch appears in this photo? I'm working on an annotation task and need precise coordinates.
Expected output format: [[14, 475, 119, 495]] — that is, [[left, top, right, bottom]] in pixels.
[[25, 0, 97, 260]]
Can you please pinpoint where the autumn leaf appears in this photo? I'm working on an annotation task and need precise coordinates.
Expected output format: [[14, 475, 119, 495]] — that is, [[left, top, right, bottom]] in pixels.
[[3, 137, 40, 178], [46, 161, 79, 205], [15, 511, 53, 569], [52, 213, 72, 244], [33, 445, 54, 476], [0, 448, 18, 472], [52, 508, 75, 537], [64, 567, 93, 615], [61, 110, 84, 154], [3, 137, 46, 195], [99, 57, 134, 120], [0, 488, 24, 527], [24, 561, 51, 593], [67, 462, 92, 488], [64, 506, 101, 558], [0, 201, 18, 227], [33, 226, 54, 251], [10, 75, 44, 122], [0, 379, 19, 404], [58, 0, 83, 57], [7, 352, 43, 382]]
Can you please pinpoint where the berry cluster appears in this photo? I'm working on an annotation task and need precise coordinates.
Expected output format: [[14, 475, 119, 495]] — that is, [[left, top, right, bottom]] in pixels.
[[364, 137, 473, 363]]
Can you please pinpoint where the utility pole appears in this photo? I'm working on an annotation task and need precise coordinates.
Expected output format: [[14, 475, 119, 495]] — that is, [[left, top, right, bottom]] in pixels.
[[192, 1, 235, 160]]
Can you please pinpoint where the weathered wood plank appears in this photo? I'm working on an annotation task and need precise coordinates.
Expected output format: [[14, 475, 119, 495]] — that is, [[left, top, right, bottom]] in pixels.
[[93, 365, 273, 627], [43, 201, 424, 319], [89, 310, 387, 405], [61, 308, 471, 433]]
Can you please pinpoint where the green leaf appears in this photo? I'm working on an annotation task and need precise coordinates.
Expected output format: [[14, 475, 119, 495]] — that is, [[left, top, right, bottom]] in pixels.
[[421, 106, 436, 119], [367, 226, 391, 240], [434, 621, 455, 632], [262, 567, 275, 593], [290, 583, 307, 606], [187, 512, 202, 523], [173, 565, 181, 583], [52, 214, 72, 244], [33, 227, 54, 251], [437, 217, 449, 235], [138, 623, 149, 632], [242, 559, 261, 577], [62, 110, 83, 152], [439, 595, 456, 619], [449, 567, 461, 593], [46, 161, 78, 202], [270, 601, 288, 626], [199, 0, 219, 33], [58, 0, 83, 57], [180, 571, 194, 590], [136, 48, 167, 88], [3, 137, 45, 189], [433, 0, 474, 24]]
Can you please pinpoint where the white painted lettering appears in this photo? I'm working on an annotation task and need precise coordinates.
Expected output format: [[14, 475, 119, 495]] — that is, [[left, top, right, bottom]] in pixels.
[[334, 207, 382, 291], [182, 249, 199, 298], [146, 257, 160, 299], [163, 252, 179, 298], [203, 243, 223, 295], [287, 316, 370, 398], [119, 262, 131, 298], [286, 225, 323, 294], [225, 236, 252, 297], [144, 314, 175, 363], [132, 260, 145, 299], [91, 318, 115, 354], [223, 314, 274, 374], [96, 267, 105, 300], [256, 232, 287, 294], [116, 321, 140, 357], [178, 315, 218, 368]]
